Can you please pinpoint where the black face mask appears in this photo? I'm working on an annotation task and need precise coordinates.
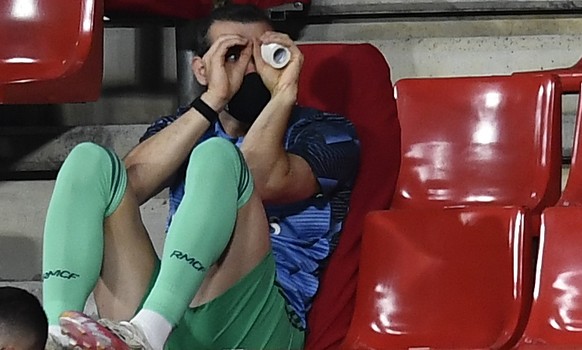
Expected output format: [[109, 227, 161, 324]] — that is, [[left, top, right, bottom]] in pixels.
[[227, 73, 271, 125]]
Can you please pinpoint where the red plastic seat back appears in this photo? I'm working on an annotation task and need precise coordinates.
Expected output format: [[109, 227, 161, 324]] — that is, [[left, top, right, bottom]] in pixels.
[[0, 0, 103, 103], [512, 58, 582, 206], [0, 3, 81, 81], [393, 75, 562, 214], [345, 207, 532, 349], [519, 207, 582, 346], [517, 83, 582, 347], [297, 43, 400, 350], [559, 86, 582, 206]]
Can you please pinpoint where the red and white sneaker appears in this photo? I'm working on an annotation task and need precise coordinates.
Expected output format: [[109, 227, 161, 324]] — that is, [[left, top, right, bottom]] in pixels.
[[59, 311, 152, 350]]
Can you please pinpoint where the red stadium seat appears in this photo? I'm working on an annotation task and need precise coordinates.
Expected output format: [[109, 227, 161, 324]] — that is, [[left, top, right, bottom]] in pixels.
[[392, 75, 562, 220], [297, 43, 400, 350], [345, 207, 532, 349], [342, 74, 563, 350], [0, 0, 103, 104], [516, 85, 582, 348], [559, 87, 582, 207], [517, 208, 582, 348]]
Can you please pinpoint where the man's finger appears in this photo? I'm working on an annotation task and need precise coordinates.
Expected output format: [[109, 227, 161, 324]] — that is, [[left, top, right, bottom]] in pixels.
[[205, 35, 249, 63]]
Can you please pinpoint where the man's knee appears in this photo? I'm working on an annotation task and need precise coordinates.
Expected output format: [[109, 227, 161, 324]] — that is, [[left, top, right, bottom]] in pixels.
[[65, 142, 110, 170], [188, 138, 244, 174], [191, 137, 239, 161], [59, 142, 107, 180], [186, 138, 253, 207], [58, 142, 123, 192]]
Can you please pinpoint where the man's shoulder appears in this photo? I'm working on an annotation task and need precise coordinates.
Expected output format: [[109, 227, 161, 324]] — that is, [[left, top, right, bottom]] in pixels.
[[142, 107, 214, 142], [156, 107, 189, 123], [140, 109, 185, 142], [285, 106, 360, 166], [146, 107, 189, 129]]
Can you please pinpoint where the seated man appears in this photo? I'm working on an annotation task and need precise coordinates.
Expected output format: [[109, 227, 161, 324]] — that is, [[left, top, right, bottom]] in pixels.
[[0, 286, 48, 350], [42, 4, 360, 350]]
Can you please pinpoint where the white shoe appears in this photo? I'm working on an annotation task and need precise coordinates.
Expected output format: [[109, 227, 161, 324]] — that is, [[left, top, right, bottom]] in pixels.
[[98, 319, 154, 350], [59, 310, 153, 350], [45, 333, 69, 350]]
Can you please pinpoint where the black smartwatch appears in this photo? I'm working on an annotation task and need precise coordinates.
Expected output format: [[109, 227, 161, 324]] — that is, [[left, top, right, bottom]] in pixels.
[[189, 96, 218, 123]]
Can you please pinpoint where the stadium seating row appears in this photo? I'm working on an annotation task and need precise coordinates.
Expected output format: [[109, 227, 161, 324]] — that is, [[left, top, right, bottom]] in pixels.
[[341, 64, 582, 348], [3, 1, 582, 349]]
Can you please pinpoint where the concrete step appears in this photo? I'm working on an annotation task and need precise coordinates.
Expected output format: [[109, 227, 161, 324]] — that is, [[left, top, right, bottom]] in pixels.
[[0, 181, 168, 281], [1, 124, 147, 175]]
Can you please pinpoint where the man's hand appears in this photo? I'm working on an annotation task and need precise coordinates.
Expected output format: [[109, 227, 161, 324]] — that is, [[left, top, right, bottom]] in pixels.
[[241, 32, 318, 205], [124, 35, 253, 204], [253, 31, 303, 100], [201, 35, 253, 111]]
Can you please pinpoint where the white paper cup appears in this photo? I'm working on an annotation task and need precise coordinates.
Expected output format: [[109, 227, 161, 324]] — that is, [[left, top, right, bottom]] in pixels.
[[261, 43, 291, 69]]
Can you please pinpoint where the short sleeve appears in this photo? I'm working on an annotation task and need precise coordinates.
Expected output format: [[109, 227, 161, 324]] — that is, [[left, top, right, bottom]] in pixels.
[[286, 112, 360, 197], [139, 114, 180, 143]]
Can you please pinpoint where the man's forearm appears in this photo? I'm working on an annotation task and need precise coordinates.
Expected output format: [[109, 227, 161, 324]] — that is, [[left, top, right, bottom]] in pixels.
[[124, 107, 212, 204], [240, 86, 306, 202]]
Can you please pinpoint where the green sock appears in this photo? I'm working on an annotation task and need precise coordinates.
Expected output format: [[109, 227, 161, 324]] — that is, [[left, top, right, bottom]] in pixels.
[[142, 138, 254, 325], [42, 142, 127, 325]]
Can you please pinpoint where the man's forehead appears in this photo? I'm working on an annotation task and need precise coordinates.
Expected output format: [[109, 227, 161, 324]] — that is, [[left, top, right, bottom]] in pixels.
[[208, 20, 272, 42]]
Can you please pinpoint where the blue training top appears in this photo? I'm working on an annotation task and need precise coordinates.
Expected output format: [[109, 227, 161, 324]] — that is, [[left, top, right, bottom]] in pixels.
[[141, 105, 360, 329]]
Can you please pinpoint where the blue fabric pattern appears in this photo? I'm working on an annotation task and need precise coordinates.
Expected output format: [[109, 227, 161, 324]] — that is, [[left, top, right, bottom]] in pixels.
[[267, 199, 334, 328]]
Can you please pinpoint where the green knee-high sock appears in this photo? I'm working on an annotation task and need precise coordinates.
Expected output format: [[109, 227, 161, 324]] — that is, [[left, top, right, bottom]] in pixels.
[[142, 137, 254, 325], [42, 142, 127, 325]]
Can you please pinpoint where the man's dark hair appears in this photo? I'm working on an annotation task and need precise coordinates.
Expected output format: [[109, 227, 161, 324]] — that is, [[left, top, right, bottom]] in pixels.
[[192, 4, 273, 56], [0, 287, 48, 350]]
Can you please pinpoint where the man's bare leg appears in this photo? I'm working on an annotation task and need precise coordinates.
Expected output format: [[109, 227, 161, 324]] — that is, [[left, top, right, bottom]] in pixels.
[[125, 138, 277, 349], [93, 183, 158, 321], [190, 190, 270, 307], [93, 165, 270, 321], [42, 142, 156, 346], [47, 139, 280, 349]]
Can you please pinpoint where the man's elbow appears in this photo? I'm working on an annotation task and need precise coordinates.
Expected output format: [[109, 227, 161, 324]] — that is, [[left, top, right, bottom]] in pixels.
[[124, 162, 149, 205], [258, 174, 316, 205]]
